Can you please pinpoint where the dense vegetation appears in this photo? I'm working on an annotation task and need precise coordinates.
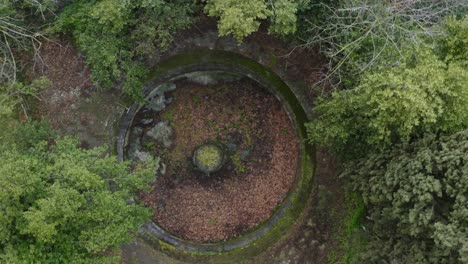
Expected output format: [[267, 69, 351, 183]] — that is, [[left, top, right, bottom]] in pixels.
[[55, 0, 198, 101], [0, 121, 158, 263], [298, 0, 467, 87], [204, 0, 310, 41], [346, 131, 467, 263], [306, 24, 468, 156], [302, 2, 467, 263], [0, 0, 466, 263], [1, 3, 160, 260]]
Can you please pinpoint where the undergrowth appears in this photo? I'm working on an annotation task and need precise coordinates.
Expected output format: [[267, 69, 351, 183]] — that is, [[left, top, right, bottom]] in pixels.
[[328, 191, 366, 264]]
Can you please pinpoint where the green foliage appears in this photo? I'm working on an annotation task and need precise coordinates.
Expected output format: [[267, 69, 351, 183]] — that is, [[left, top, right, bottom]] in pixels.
[[306, 43, 468, 156], [327, 191, 366, 264], [0, 123, 159, 263], [436, 16, 468, 65], [344, 130, 468, 263], [307, 14, 468, 262], [0, 77, 51, 117], [204, 0, 269, 41], [56, 0, 197, 101], [11, 120, 56, 151], [204, 0, 308, 41]]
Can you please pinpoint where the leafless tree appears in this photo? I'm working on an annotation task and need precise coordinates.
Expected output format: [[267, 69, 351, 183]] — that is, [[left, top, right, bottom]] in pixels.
[[0, 0, 59, 119], [300, 0, 467, 91], [0, 17, 44, 85], [0, 0, 58, 85]]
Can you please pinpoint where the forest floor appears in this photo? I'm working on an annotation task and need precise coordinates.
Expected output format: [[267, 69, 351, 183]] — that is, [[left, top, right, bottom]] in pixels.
[[136, 79, 298, 242], [121, 149, 346, 264], [29, 26, 348, 263], [25, 39, 125, 151]]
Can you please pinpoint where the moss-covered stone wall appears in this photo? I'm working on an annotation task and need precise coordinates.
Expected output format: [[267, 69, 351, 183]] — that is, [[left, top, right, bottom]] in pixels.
[[117, 50, 315, 263]]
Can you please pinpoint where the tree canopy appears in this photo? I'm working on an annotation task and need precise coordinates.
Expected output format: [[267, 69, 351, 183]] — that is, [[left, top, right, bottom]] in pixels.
[[298, 0, 467, 87], [55, 0, 198, 101], [306, 17, 468, 156], [0, 123, 158, 263], [345, 130, 468, 263], [304, 11, 468, 263], [204, 0, 309, 41]]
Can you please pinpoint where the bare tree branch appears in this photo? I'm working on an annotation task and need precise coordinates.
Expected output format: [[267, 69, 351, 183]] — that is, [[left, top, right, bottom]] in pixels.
[[295, 0, 467, 93]]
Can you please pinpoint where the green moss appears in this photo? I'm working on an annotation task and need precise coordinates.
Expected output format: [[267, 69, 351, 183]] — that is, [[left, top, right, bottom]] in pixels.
[[345, 193, 365, 234], [195, 144, 223, 171], [192, 95, 201, 106], [157, 240, 178, 252], [208, 217, 218, 225], [342, 193, 366, 264], [162, 110, 175, 123], [327, 191, 367, 264], [269, 54, 279, 68], [231, 152, 246, 174]]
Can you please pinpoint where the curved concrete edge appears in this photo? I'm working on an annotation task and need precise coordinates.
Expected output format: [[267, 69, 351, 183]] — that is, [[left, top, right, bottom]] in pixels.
[[139, 198, 292, 254], [116, 49, 315, 261], [117, 104, 139, 162]]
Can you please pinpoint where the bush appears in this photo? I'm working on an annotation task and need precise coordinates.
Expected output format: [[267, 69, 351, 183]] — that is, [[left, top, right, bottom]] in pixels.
[[203, 0, 310, 41], [306, 19, 468, 156], [436, 15, 468, 65], [0, 77, 52, 122], [0, 123, 159, 263], [56, 0, 198, 101], [344, 130, 468, 263]]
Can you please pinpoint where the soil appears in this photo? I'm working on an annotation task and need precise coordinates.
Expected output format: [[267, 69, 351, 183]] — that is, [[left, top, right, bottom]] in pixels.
[[26, 40, 92, 122], [135, 79, 299, 242], [26, 40, 125, 150]]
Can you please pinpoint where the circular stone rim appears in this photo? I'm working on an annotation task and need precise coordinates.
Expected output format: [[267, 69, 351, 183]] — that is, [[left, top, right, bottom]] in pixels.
[[116, 49, 315, 259], [192, 143, 225, 174]]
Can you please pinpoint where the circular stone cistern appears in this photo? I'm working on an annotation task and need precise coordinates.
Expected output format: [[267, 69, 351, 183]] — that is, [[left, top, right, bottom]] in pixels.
[[117, 50, 314, 262]]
